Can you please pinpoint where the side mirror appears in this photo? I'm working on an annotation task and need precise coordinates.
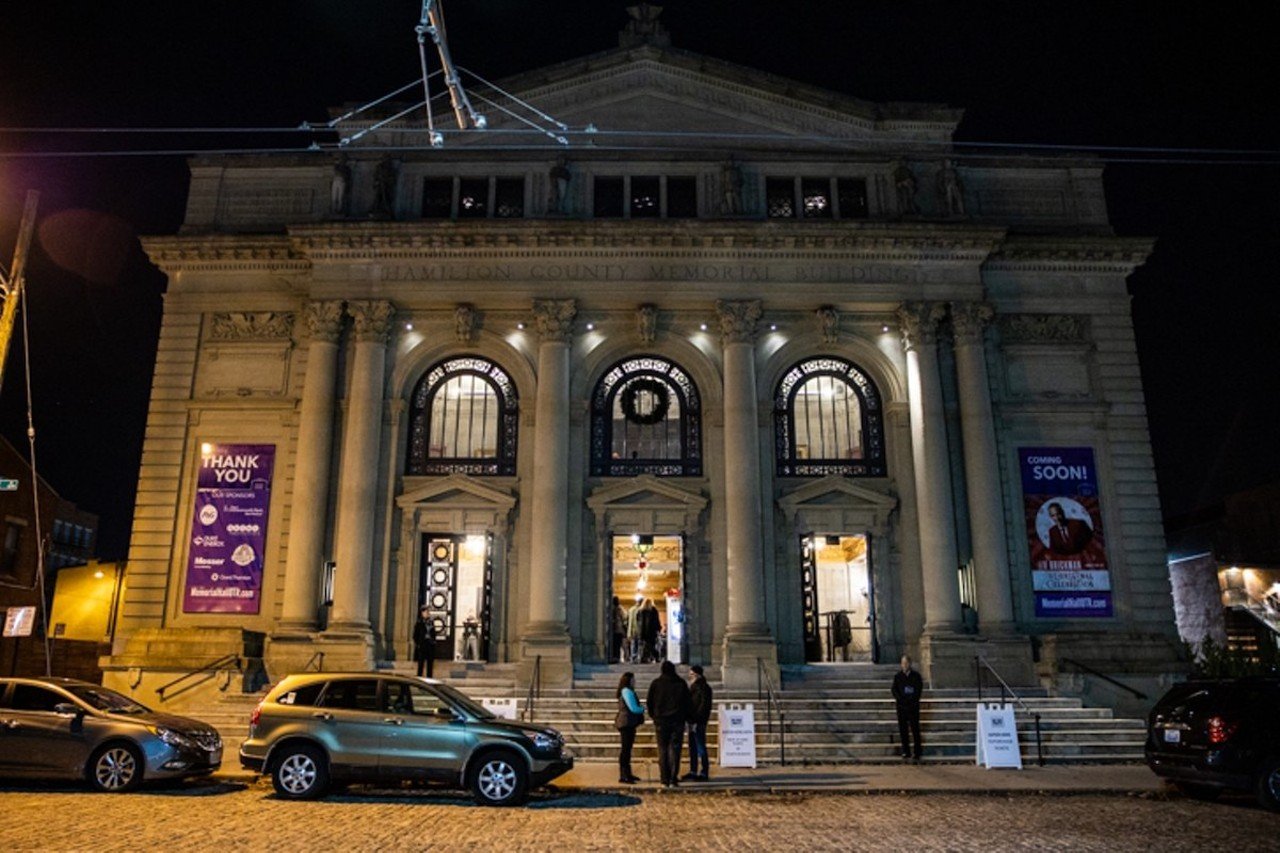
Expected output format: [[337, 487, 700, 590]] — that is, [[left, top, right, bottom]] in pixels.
[[53, 703, 83, 717]]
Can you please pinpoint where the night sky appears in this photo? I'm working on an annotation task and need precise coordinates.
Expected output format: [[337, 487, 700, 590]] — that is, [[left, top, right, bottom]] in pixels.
[[2, 1, 1278, 558]]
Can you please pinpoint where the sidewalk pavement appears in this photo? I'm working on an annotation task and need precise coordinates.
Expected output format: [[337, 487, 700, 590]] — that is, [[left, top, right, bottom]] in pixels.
[[215, 761, 1165, 795]]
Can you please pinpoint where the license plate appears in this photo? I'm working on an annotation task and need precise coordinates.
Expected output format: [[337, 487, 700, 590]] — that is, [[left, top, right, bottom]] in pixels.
[[1163, 728, 1181, 744]]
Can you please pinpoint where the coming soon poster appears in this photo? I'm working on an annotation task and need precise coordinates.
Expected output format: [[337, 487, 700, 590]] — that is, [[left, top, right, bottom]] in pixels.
[[182, 443, 275, 614], [1018, 447, 1112, 618]]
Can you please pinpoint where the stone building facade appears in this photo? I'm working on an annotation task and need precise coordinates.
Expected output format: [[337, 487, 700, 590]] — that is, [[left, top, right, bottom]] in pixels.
[[104, 23, 1179, 694]]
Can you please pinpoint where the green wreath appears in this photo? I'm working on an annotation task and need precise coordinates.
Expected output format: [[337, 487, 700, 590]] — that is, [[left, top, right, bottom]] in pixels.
[[620, 377, 670, 426]]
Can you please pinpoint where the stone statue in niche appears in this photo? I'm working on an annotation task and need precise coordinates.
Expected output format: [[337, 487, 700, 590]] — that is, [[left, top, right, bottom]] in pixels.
[[549, 156, 571, 214], [816, 306, 839, 344], [937, 159, 965, 217], [330, 155, 351, 217], [372, 157, 400, 219], [893, 161, 918, 216], [720, 157, 744, 215]]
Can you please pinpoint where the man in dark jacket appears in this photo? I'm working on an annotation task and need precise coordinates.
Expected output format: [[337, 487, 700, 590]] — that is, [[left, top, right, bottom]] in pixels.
[[892, 654, 924, 760], [646, 660, 692, 787], [412, 606, 436, 678], [683, 664, 713, 780]]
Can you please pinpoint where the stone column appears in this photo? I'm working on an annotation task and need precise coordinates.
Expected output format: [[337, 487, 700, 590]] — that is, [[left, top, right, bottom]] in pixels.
[[519, 299, 576, 687], [328, 300, 395, 641], [952, 302, 1016, 632], [897, 301, 962, 635], [716, 299, 776, 689], [277, 301, 345, 633]]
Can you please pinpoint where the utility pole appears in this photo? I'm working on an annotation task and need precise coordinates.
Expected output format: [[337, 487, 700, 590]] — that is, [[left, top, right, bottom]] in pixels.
[[0, 190, 40, 396]]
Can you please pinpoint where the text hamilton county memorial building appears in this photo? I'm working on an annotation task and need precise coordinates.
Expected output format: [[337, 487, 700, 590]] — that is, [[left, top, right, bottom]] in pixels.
[[101, 11, 1181, 696]]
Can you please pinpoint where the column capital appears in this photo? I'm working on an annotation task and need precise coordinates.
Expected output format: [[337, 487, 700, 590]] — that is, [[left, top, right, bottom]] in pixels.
[[951, 301, 995, 346], [532, 298, 577, 342], [896, 301, 946, 351], [347, 300, 396, 343], [716, 299, 762, 345], [304, 300, 346, 343]]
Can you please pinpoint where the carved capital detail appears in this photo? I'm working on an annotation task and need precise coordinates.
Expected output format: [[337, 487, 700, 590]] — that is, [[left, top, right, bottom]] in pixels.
[[636, 304, 658, 344], [347, 300, 396, 343], [997, 313, 1088, 344], [716, 299, 762, 345], [532, 299, 577, 342], [454, 304, 477, 344], [208, 311, 295, 341], [896, 301, 946, 351], [951, 302, 995, 346], [815, 306, 839, 344], [304, 300, 345, 343]]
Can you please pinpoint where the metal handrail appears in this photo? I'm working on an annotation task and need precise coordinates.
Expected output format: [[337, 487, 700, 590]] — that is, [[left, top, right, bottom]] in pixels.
[[1060, 657, 1146, 700], [523, 655, 541, 722], [973, 655, 1043, 766], [304, 651, 325, 672], [155, 653, 242, 702], [756, 658, 787, 766]]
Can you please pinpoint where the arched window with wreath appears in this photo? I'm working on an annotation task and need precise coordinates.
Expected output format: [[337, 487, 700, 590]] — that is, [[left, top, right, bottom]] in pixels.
[[406, 356, 519, 476], [590, 355, 701, 476], [774, 356, 886, 477]]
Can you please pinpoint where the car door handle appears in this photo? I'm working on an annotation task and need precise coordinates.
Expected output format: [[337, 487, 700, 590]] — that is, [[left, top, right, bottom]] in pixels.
[[383, 717, 404, 725], [311, 712, 334, 722]]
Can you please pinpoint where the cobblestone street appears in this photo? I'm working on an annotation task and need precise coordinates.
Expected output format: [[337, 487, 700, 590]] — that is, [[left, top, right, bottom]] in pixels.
[[0, 779, 1274, 851]]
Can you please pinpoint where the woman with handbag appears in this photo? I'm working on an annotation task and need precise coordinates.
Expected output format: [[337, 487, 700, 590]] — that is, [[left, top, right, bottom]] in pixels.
[[615, 671, 644, 783]]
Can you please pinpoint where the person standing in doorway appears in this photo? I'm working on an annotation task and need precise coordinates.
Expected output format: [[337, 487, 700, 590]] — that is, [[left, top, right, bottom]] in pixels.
[[615, 672, 644, 784], [610, 595, 626, 663], [640, 599, 660, 663], [683, 664, 712, 781], [413, 606, 436, 678], [646, 660, 692, 788], [892, 654, 924, 760]]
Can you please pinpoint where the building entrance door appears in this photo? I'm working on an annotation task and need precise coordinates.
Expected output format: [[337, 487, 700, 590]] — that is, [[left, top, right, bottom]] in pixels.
[[419, 534, 493, 662], [609, 534, 685, 664], [799, 534, 876, 663]]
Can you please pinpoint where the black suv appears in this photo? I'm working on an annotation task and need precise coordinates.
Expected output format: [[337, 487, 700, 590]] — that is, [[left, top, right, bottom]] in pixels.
[[1145, 677, 1280, 809]]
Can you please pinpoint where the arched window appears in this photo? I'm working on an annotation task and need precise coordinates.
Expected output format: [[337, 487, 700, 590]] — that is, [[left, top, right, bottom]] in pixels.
[[407, 356, 518, 476], [590, 356, 701, 477], [775, 357, 885, 477]]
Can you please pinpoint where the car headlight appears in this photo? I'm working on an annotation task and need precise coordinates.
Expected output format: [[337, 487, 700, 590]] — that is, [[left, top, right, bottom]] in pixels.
[[153, 726, 196, 750], [532, 733, 560, 753]]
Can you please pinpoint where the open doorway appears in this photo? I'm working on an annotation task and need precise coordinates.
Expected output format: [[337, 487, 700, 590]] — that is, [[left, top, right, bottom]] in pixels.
[[419, 533, 492, 662], [610, 533, 684, 664], [800, 534, 875, 662]]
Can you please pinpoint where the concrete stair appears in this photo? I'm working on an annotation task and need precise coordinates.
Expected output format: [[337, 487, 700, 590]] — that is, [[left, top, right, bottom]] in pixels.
[[169, 661, 1147, 767]]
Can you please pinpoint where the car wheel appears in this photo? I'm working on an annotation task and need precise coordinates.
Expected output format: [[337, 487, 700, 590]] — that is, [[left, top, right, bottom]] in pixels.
[[1173, 782, 1221, 801], [470, 749, 528, 807], [89, 743, 144, 793], [272, 744, 329, 800], [1257, 757, 1280, 812]]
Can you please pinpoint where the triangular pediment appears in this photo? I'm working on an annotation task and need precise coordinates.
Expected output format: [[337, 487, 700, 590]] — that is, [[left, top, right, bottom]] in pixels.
[[397, 473, 516, 511], [777, 475, 898, 514], [587, 474, 708, 513], [449, 48, 960, 148]]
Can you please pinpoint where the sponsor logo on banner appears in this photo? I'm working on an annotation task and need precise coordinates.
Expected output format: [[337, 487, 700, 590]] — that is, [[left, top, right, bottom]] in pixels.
[[1018, 447, 1113, 618], [182, 444, 275, 614]]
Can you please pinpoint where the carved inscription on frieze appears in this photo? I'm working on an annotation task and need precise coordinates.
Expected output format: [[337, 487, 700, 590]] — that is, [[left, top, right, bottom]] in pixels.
[[379, 261, 967, 285]]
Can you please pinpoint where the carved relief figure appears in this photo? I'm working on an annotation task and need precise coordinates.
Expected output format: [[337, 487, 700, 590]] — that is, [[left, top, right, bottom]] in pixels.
[[454, 304, 476, 344], [636, 304, 658, 343], [893, 161, 918, 216], [815, 306, 839, 344]]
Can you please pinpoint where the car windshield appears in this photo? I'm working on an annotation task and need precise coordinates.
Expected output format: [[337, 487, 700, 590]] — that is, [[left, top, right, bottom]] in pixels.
[[65, 684, 150, 714], [431, 683, 495, 719]]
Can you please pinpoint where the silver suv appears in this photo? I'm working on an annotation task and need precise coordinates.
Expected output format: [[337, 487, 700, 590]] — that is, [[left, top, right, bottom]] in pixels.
[[239, 673, 571, 806]]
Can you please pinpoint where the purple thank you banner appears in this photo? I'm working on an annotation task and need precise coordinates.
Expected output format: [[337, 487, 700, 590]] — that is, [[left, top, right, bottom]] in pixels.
[[182, 443, 275, 614]]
